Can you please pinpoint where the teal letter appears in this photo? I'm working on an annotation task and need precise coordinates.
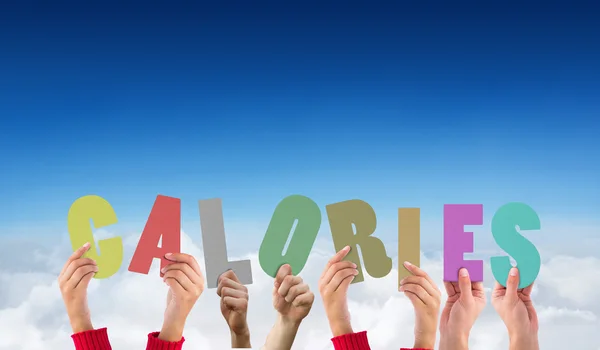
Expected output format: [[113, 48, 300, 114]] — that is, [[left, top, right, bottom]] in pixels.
[[490, 202, 541, 288], [259, 195, 321, 277]]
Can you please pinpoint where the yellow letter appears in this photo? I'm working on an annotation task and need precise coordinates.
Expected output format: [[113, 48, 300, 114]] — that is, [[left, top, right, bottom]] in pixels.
[[67, 195, 123, 279]]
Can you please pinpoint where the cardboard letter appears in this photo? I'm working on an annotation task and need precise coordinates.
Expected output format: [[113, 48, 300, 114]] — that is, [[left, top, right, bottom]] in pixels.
[[443, 204, 484, 281], [128, 195, 181, 276], [491, 202, 541, 288], [398, 208, 420, 283], [200, 198, 253, 288], [259, 195, 321, 277], [67, 195, 123, 279], [326, 199, 392, 283]]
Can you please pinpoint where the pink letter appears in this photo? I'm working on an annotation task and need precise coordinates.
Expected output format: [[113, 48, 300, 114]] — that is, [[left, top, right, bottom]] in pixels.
[[443, 204, 483, 281]]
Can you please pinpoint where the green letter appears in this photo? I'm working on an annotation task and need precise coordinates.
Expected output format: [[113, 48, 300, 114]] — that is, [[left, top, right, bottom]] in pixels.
[[491, 202, 541, 288], [259, 195, 321, 277]]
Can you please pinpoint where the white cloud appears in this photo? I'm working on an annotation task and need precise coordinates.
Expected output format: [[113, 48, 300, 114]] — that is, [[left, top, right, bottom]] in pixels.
[[0, 231, 599, 350]]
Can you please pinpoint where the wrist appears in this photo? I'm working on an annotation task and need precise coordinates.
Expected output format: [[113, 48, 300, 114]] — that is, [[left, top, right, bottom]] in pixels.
[[159, 320, 185, 342], [440, 331, 469, 350], [231, 327, 251, 348], [414, 330, 437, 349], [509, 332, 539, 350], [277, 314, 302, 330], [329, 321, 353, 337], [70, 317, 94, 334]]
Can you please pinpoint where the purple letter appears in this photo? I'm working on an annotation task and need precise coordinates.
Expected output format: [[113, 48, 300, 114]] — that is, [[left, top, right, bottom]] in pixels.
[[443, 204, 483, 281]]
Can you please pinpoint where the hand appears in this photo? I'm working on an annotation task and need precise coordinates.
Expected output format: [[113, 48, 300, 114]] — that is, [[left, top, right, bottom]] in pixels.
[[217, 270, 251, 348], [492, 267, 539, 350], [318, 246, 358, 337], [400, 261, 441, 349], [58, 242, 98, 333], [273, 264, 315, 325], [159, 253, 205, 342], [262, 264, 314, 350], [439, 268, 486, 350]]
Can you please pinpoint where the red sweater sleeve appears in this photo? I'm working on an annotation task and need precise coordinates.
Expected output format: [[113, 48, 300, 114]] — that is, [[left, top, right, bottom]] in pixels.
[[71, 328, 112, 350], [330, 330, 431, 350], [71, 329, 185, 350]]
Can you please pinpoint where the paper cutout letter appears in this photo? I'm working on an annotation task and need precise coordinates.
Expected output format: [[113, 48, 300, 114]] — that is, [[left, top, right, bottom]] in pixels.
[[259, 195, 321, 277], [491, 202, 541, 288], [199, 198, 253, 288], [128, 195, 181, 276], [443, 204, 484, 281], [67, 195, 123, 279], [398, 208, 420, 283], [326, 199, 392, 283]]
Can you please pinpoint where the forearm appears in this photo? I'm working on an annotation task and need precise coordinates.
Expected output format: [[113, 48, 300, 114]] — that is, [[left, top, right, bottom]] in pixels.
[[159, 318, 185, 342], [263, 315, 300, 350], [231, 328, 252, 348]]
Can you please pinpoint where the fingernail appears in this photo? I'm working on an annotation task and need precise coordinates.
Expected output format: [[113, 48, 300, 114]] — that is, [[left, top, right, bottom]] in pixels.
[[165, 253, 173, 257], [400, 278, 406, 285], [343, 246, 350, 251], [403, 261, 412, 268], [459, 268, 469, 277], [399, 286, 405, 291], [161, 267, 167, 273], [352, 269, 359, 275], [510, 267, 518, 276], [351, 263, 357, 268], [83, 242, 90, 248]]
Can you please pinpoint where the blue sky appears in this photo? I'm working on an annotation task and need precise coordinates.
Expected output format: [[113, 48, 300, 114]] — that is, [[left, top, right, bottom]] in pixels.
[[0, 2, 598, 247]]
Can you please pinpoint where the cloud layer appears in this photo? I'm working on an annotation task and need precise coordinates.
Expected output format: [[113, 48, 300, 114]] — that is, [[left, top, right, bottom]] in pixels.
[[0, 231, 599, 350]]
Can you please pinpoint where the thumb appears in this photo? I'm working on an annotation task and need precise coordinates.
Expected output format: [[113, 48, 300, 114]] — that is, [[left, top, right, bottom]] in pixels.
[[505, 267, 520, 303], [457, 268, 473, 302]]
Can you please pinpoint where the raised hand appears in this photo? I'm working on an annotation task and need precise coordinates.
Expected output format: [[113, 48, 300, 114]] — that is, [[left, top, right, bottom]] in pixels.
[[400, 261, 441, 349], [58, 242, 98, 333], [217, 270, 251, 348], [492, 267, 539, 350], [263, 264, 314, 350], [159, 253, 205, 342], [318, 246, 358, 337], [439, 268, 486, 350], [273, 264, 314, 324]]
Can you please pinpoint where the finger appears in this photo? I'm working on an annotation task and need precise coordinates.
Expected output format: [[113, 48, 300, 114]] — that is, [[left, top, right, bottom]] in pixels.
[[60, 242, 92, 276], [443, 281, 458, 297], [161, 263, 203, 286], [492, 281, 506, 297], [504, 268, 520, 303], [221, 287, 248, 300], [223, 296, 248, 311], [275, 264, 292, 289], [403, 261, 438, 290], [66, 264, 99, 290], [292, 291, 315, 307], [165, 253, 203, 277], [61, 258, 97, 283], [165, 275, 187, 295], [77, 268, 97, 290], [457, 268, 473, 302], [321, 246, 351, 276], [217, 277, 246, 297], [163, 269, 195, 292], [320, 261, 357, 287], [522, 281, 535, 296], [399, 283, 432, 305], [400, 275, 439, 297], [219, 269, 241, 284], [285, 283, 309, 303], [404, 289, 424, 306], [278, 275, 302, 297], [329, 268, 359, 292]]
